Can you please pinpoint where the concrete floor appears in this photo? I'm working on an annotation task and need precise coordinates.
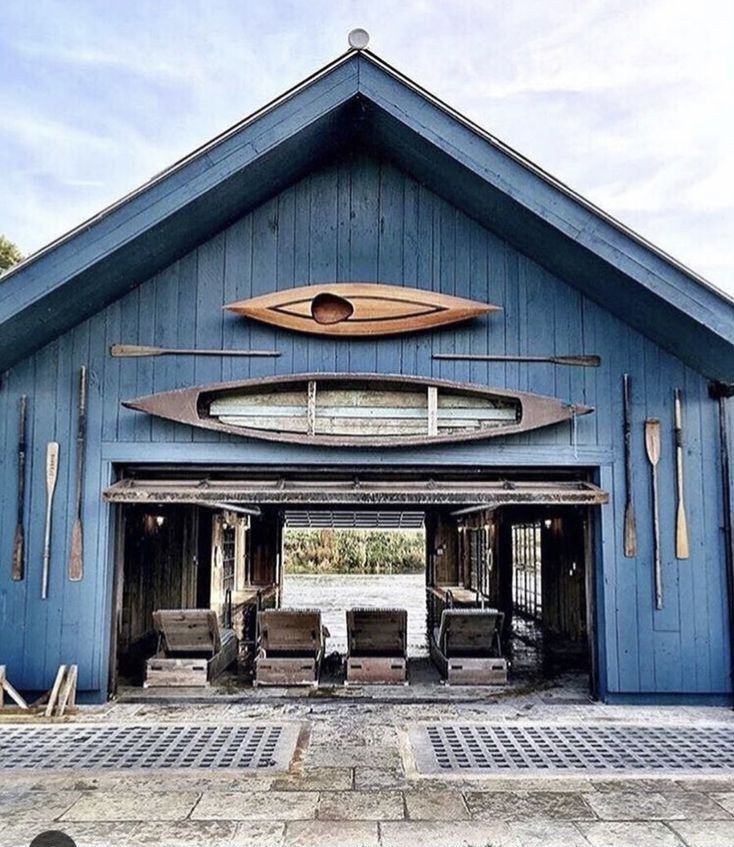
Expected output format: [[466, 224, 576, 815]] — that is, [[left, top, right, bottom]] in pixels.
[[2, 682, 734, 847]]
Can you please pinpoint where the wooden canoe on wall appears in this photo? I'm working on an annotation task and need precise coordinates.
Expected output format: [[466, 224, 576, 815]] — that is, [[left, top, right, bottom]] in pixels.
[[224, 283, 500, 336], [123, 374, 592, 448]]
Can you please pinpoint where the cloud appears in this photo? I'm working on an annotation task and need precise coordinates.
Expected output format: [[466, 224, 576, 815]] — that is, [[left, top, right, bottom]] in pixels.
[[0, 0, 732, 290]]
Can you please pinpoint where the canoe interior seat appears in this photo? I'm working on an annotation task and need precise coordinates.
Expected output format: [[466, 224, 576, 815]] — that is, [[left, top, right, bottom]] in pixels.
[[255, 609, 327, 686], [145, 609, 238, 687], [346, 608, 408, 685], [430, 608, 508, 686]]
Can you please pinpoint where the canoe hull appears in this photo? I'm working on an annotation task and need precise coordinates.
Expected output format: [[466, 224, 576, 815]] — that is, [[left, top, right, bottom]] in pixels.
[[224, 283, 500, 336], [123, 373, 592, 448]]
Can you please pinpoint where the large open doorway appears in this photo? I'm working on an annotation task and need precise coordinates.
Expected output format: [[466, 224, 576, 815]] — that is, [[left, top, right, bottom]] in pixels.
[[281, 510, 427, 657], [106, 466, 605, 696]]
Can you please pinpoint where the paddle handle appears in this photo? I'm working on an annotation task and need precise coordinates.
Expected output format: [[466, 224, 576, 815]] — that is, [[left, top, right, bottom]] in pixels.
[[69, 367, 88, 582], [622, 375, 637, 557], [674, 389, 689, 559], [41, 442, 59, 600], [432, 353, 601, 367], [110, 344, 280, 358], [645, 419, 663, 609], [11, 395, 27, 581]]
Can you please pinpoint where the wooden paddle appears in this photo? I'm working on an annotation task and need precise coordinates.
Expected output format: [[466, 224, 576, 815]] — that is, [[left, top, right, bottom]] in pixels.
[[645, 418, 663, 609], [110, 344, 280, 358], [622, 375, 637, 557], [11, 395, 27, 581], [674, 389, 689, 559], [433, 353, 601, 367], [68, 366, 87, 582], [41, 442, 59, 600]]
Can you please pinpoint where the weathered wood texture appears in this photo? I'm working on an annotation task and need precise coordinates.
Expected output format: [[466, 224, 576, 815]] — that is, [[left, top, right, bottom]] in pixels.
[[119, 507, 199, 659], [255, 609, 325, 686], [144, 610, 237, 687], [0, 153, 730, 701], [126, 373, 586, 447]]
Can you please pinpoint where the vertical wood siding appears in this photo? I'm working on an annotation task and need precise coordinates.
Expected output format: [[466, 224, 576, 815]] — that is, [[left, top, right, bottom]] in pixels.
[[0, 151, 729, 700]]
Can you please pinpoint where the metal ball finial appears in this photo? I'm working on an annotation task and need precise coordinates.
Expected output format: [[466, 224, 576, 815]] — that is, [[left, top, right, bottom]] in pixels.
[[348, 29, 370, 50]]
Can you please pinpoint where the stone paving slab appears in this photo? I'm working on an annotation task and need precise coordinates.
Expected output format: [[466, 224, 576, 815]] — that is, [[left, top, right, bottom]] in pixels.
[[0, 773, 277, 793], [285, 820, 379, 846], [192, 790, 317, 820], [127, 820, 244, 846], [353, 767, 407, 789], [668, 820, 734, 846], [130, 820, 286, 847], [584, 789, 732, 821], [273, 767, 354, 791], [317, 790, 404, 821], [308, 744, 401, 770], [0, 822, 138, 847], [61, 789, 201, 822], [404, 788, 469, 821], [678, 778, 734, 793], [0, 790, 80, 822], [464, 790, 596, 821], [507, 820, 591, 846], [713, 792, 734, 815], [577, 821, 686, 846], [457, 776, 596, 793], [379, 820, 514, 847], [589, 778, 686, 794]]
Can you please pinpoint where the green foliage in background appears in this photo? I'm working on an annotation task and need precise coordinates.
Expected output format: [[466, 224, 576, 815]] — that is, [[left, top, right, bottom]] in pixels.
[[0, 235, 23, 274], [284, 529, 424, 575]]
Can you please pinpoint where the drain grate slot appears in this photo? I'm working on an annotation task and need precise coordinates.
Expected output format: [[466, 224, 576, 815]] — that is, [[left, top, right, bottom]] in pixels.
[[411, 724, 734, 774], [0, 724, 299, 772]]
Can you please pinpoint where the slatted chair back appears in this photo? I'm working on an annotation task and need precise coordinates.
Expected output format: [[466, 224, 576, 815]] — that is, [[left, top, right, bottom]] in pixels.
[[258, 609, 323, 656], [347, 608, 407, 657], [437, 608, 504, 658], [152, 609, 222, 657]]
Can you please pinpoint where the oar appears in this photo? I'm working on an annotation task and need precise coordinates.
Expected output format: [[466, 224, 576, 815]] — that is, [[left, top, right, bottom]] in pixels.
[[41, 442, 60, 600], [11, 395, 27, 581], [433, 353, 601, 367], [645, 418, 663, 609], [622, 375, 637, 557], [110, 344, 280, 358], [674, 389, 689, 559], [68, 366, 87, 582]]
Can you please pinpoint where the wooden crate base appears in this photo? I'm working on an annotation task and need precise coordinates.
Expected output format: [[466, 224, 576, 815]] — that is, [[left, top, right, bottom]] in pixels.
[[144, 630, 237, 687], [446, 657, 508, 686], [255, 655, 320, 686], [145, 657, 210, 687], [346, 656, 407, 685]]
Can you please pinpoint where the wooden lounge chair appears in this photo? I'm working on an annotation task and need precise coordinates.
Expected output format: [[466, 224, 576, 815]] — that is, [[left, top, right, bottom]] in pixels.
[[346, 608, 408, 685], [255, 609, 327, 686], [430, 608, 508, 685], [145, 609, 237, 687]]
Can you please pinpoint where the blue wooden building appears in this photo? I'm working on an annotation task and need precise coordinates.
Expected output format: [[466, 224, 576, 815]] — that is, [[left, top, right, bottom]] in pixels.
[[2, 47, 734, 704]]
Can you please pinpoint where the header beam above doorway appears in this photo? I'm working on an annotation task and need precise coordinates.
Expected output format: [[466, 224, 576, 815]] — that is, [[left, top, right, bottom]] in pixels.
[[103, 477, 608, 507]]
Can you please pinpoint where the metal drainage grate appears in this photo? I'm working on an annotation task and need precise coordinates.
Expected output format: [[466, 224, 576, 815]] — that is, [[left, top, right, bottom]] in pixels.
[[0, 724, 300, 772], [410, 724, 734, 774]]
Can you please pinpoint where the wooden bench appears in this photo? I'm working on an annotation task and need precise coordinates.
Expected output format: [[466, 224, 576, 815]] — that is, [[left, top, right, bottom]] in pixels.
[[430, 608, 508, 685], [346, 608, 408, 685], [255, 609, 326, 686], [145, 609, 238, 687]]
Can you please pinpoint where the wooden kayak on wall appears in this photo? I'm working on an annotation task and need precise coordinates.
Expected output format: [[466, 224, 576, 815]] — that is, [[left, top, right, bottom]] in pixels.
[[123, 373, 592, 448], [224, 283, 500, 336]]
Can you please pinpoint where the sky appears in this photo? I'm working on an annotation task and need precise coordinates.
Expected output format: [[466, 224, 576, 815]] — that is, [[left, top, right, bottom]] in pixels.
[[1, 0, 732, 291]]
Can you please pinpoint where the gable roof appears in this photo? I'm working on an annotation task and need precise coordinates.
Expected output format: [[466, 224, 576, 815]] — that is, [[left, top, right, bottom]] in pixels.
[[2, 48, 733, 378]]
